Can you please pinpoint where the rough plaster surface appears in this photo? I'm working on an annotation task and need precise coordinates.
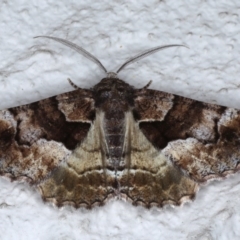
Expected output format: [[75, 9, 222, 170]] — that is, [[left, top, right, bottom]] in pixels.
[[0, 1, 240, 239]]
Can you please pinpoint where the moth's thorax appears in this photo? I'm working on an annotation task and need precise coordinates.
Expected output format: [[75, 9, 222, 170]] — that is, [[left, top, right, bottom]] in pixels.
[[93, 77, 134, 111], [93, 77, 134, 171]]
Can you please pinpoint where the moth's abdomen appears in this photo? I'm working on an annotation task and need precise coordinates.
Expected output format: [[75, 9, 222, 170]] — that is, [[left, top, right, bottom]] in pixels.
[[104, 111, 125, 171], [106, 133, 124, 168]]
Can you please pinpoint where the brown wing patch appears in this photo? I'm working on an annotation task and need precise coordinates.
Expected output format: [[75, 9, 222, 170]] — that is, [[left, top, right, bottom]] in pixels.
[[0, 89, 94, 183], [134, 89, 174, 121], [8, 91, 94, 150], [136, 90, 226, 149], [135, 89, 240, 183], [0, 110, 70, 183], [39, 114, 115, 208], [120, 167, 197, 208], [163, 108, 240, 182], [39, 167, 114, 208], [119, 112, 198, 207], [57, 89, 95, 122]]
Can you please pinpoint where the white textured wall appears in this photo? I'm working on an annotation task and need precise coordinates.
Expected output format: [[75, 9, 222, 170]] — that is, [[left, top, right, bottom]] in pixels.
[[0, 1, 240, 239]]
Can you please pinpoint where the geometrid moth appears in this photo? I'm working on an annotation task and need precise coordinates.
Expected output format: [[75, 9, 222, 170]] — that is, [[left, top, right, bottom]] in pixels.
[[0, 36, 239, 208]]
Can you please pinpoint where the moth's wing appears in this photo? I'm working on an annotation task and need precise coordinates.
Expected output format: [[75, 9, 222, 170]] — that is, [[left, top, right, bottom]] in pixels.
[[38, 111, 115, 208], [0, 89, 92, 182], [134, 88, 240, 183], [119, 112, 198, 208], [0, 89, 114, 207]]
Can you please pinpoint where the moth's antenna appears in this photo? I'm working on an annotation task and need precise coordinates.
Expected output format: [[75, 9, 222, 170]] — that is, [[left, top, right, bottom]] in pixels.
[[116, 44, 187, 73], [34, 36, 108, 73]]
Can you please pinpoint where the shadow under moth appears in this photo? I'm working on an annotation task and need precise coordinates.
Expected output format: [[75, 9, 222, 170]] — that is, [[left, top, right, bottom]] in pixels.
[[0, 36, 240, 209]]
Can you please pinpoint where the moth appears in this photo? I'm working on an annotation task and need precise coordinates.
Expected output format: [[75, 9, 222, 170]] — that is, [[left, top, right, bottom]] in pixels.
[[0, 36, 240, 209]]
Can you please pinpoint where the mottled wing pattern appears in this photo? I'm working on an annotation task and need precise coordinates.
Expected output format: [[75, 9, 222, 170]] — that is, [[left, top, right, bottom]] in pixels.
[[1, 84, 239, 209], [0, 89, 115, 208], [133, 88, 240, 185], [39, 111, 116, 208], [119, 112, 197, 207]]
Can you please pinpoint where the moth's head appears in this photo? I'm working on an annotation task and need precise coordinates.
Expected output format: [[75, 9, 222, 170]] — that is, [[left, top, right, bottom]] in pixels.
[[93, 76, 134, 103]]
